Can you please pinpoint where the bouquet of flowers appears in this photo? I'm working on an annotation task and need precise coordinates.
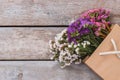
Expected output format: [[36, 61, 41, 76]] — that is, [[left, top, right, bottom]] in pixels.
[[49, 8, 112, 68]]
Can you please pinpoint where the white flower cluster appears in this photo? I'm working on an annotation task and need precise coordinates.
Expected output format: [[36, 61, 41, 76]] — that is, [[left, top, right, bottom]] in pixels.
[[81, 41, 91, 48], [49, 29, 90, 68]]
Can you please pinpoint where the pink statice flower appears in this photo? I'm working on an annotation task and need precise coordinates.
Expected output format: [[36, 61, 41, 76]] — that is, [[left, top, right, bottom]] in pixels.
[[81, 8, 111, 37]]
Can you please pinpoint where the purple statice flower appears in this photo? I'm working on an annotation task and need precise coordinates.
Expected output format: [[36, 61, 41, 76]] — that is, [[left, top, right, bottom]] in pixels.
[[67, 18, 92, 44]]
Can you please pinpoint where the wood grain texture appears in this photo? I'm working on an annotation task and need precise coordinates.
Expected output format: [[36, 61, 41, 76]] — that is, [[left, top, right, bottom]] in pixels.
[[0, 61, 102, 80], [0, 27, 65, 60], [0, 0, 119, 25]]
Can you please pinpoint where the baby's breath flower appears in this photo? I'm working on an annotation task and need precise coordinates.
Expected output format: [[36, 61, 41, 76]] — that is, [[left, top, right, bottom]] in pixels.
[[74, 44, 77, 48], [81, 41, 91, 48], [75, 48, 80, 54], [68, 44, 72, 48], [81, 42, 86, 48], [75, 59, 81, 64]]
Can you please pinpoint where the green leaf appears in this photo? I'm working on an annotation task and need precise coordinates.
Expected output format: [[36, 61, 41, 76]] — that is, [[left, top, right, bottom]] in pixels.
[[71, 31, 79, 37]]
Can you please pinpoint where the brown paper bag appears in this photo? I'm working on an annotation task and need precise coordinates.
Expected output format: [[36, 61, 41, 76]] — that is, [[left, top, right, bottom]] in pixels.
[[85, 24, 120, 80]]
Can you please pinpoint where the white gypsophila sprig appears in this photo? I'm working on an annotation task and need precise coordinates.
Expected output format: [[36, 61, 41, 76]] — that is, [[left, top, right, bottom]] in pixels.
[[49, 28, 82, 68], [81, 41, 91, 48]]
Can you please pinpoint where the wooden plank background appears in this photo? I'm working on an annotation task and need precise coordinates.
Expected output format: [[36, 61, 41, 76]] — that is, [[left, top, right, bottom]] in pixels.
[[0, 0, 119, 80], [0, 61, 101, 80], [0, 27, 65, 60], [0, 0, 119, 25]]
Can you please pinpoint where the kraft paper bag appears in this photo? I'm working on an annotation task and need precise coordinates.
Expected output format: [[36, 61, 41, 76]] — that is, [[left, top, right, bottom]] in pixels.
[[85, 24, 120, 80]]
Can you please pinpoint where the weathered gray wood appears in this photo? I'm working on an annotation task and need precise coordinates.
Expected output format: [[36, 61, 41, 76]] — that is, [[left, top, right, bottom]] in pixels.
[[0, 0, 119, 25], [0, 61, 102, 80], [0, 27, 64, 60]]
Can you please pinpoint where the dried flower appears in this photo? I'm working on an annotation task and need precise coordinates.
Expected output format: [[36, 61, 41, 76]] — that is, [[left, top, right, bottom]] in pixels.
[[49, 8, 112, 68]]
